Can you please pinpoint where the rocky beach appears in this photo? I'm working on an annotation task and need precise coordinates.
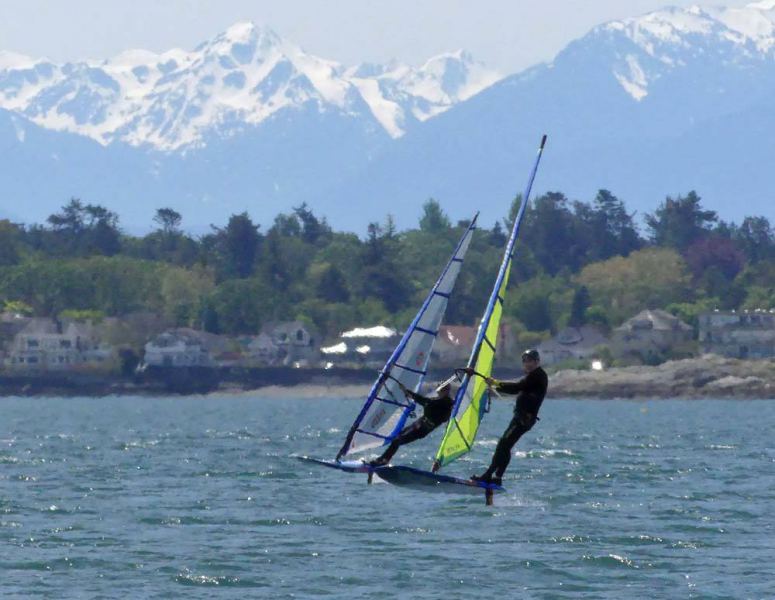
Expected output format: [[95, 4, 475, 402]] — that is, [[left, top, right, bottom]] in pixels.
[[550, 355, 775, 399]]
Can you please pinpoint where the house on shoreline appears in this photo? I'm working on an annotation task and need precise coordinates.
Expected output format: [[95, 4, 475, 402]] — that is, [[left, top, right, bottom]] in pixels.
[[537, 325, 608, 366], [699, 310, 775, 359], [612, 309, 693, 362], [142, 329, 218, 368], [4, 318, 114, 371], [142, 321, 319, 369]]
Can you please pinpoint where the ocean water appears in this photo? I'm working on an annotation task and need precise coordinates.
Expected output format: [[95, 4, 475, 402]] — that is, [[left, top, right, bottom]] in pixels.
[[0, 395, 773, 599]]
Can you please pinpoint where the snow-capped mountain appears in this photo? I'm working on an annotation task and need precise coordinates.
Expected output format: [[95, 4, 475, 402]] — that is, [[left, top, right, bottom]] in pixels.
[[325, 0, 775, 229], [602, 1, 775, 107], [345, 50, 500, 137], [0, 23, 499, 150], [2, 4, 775, 232]]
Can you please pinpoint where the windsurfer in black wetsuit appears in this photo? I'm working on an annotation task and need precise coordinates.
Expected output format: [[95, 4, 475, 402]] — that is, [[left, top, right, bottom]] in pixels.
[[466, 349, 548, 485], [369, 378, 456, 466]]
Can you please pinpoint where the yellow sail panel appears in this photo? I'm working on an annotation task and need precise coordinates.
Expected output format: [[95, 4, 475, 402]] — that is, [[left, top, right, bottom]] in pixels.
[[433, 135, 547, 472], [434, 260, 512, 467]]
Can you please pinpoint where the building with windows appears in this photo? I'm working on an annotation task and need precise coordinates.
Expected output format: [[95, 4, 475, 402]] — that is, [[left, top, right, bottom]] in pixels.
[[5, 319, 112, 371], [612, 309, 693, 361], [699, 310, 775, 358]]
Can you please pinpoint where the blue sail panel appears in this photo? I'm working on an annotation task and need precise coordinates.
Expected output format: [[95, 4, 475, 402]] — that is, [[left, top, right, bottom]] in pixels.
[[337, 214, 478, 459]]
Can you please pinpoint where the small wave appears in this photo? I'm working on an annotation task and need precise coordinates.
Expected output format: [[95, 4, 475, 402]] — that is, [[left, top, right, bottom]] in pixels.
[[527, 448, 575, 458], [493, 495, 548, 510], [175, 570, 247, 587], [706, 444, 736, 450], [670, 540, 706, 549], [116, 439, 160, 450], [476, 438, 500, 447], [550, 535, 589, 544], [582, 553, 638, 569]]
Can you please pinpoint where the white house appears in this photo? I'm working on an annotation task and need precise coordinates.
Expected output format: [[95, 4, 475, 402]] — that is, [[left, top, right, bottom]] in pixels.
[[5, 318, 112, 371], [261, 321, 319, 366], [142, 329, 216, 368]]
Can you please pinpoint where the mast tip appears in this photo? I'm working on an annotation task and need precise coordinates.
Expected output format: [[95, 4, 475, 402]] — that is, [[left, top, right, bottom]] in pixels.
[[540, 134, 547, 149]]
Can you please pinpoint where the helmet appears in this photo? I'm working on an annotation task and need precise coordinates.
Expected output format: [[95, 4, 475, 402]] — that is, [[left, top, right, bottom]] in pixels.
[[521, 349, 540, 362]]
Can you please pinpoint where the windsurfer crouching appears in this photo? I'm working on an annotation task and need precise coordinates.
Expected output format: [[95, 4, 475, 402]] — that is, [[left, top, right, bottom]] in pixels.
[[466, 349, 548, 485], [368, 378, 456, 467]]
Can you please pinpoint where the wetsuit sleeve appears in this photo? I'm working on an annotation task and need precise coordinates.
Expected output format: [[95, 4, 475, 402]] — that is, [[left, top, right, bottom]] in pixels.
[[494, 376, 527, 395], [406, 390, 433, 407]]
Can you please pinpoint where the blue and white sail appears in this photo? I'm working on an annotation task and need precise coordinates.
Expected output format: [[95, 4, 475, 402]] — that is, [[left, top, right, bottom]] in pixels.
[[336, 214, 479, 459]]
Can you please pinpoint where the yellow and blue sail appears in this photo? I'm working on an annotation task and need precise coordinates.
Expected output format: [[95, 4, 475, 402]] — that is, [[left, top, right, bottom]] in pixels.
[[433, 135, 548, 471], [337, 214, 479, 459]]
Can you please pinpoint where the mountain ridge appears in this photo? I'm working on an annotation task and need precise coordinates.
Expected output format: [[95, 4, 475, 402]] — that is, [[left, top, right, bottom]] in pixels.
[[2, 5, 775, 231], [0, 22, 499, 150]]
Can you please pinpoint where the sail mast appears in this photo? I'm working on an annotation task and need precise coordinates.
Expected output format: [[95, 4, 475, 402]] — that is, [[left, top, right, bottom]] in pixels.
[[433, 135, 547, 471]]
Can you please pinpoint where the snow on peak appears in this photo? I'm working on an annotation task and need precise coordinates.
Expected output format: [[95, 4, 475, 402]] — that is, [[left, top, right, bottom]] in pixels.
[[601, 2, 775, 100], [0, 22, 501, 148], [747, 0, 775, 11], [347, 49, 500, 136], [204, 21, 284, 61], [607, 2, 775, 51], [0, 50, 39, 70]]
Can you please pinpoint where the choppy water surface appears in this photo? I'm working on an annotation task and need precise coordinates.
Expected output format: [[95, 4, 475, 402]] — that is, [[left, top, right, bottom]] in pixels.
[[1, 395, 773, 598]]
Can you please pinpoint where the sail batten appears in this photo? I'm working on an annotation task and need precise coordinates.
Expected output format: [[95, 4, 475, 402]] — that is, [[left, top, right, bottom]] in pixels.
[[433, 136, 548, 471], [336, 214, 479, 459]]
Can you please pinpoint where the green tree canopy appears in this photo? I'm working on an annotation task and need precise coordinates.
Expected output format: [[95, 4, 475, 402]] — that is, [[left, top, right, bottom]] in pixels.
[[645, 191, 717, 251], [419, 198, 451, 233], [578, 248, 692, 324]]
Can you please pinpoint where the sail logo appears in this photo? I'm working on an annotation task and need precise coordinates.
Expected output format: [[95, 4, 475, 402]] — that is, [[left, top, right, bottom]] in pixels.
[[415, 351, 425, 367]]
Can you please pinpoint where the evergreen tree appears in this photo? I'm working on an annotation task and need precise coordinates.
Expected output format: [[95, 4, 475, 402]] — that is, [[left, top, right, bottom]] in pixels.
[[153, 208, 183, 235], [569, 286, 591, 327], [645, 191, 717, 251], [488, 221, 507, 247], [294, 203, 331, 245], [0, 220, 21, 266], [590, 189, 642, 259], [216, 213, 261, 279], [316, 264, 350, 303], [419, 198, 451, 233], [520, 192, 582, 275], [734, 216, 774, 264]]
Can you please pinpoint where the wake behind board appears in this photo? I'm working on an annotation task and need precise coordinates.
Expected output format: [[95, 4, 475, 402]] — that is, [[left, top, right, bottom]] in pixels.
[[296, 456, 382, 474], [375, 465, 505, 495]]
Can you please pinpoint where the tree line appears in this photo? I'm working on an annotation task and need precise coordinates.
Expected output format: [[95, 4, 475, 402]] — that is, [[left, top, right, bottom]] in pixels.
[[0, 190, 772, 344]]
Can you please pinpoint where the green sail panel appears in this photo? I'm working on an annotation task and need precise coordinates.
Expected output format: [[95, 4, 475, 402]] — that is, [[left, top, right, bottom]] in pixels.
[[433, 135, 547, 471], [434, 257, 511, 467]]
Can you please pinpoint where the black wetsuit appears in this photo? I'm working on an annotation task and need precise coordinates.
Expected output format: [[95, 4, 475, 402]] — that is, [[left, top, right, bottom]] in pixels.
[[376, 390, 453, 464], [483, 367, 548, 479]]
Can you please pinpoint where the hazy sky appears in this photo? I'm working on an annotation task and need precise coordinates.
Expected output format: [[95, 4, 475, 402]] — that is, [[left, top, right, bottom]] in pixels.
[[0, 0, 752, 73]]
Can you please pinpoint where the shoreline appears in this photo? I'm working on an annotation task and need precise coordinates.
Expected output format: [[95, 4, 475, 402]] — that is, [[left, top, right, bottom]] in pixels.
[[0, 356, 772, 399], [550, 355, 775, 399]]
